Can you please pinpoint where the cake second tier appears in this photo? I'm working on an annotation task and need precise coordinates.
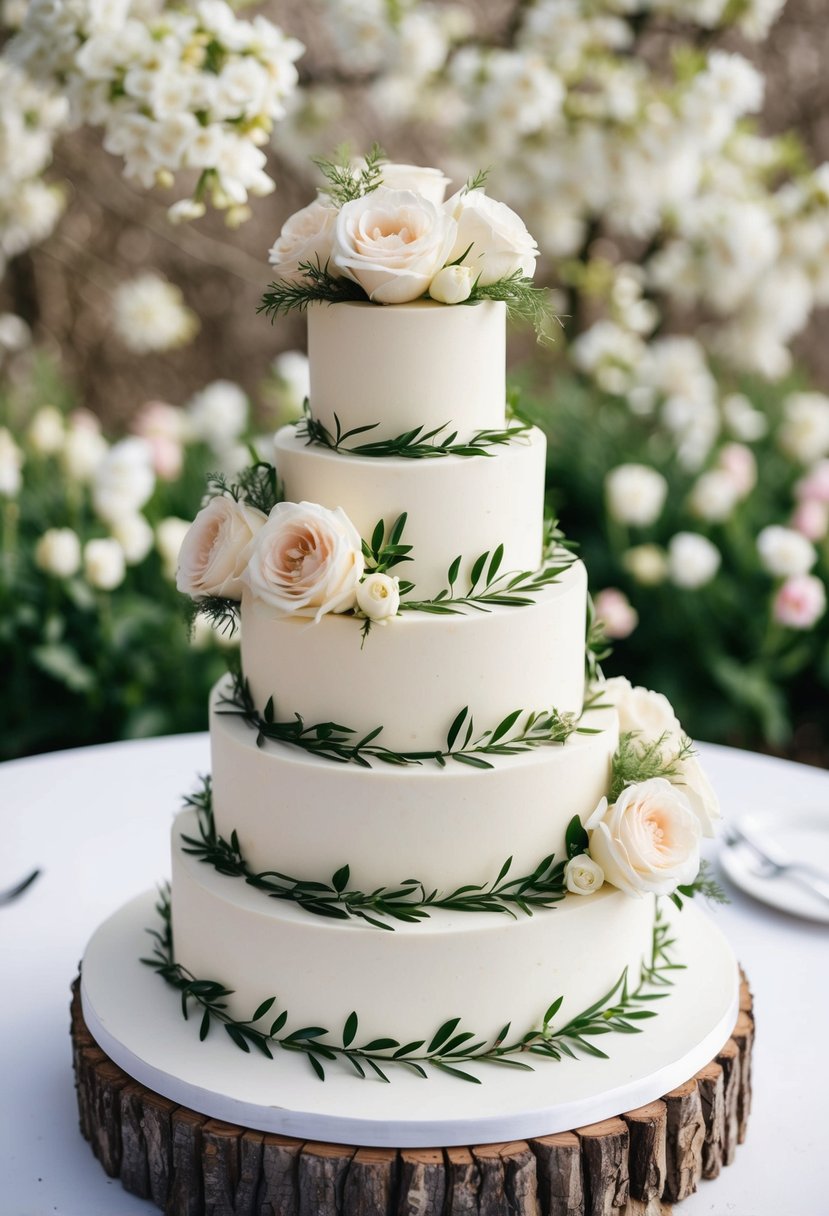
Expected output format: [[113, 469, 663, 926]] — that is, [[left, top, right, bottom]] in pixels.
[[239, 556, 587, 753]]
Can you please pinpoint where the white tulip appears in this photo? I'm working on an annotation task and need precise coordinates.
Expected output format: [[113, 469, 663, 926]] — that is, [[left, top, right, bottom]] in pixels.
[[757, 525, 816, 578], [61, 424, 108, 484], [667, 532, 721, 589], [187, 380, 249, 450], [111, 514, 154, 565], [34, 527, 81, 578], [157, 516, 195, 581], [0, 427, 23, 497], [778, 392, 829, 464], [92, 437, 156, 525], [27, 405, 64, 455], [605, 464, 667, 527], [622, 544, 668, 586], [83, 537, 126, 591]]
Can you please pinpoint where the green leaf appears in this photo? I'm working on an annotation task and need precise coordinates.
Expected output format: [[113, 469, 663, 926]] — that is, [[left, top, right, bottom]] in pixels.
[[284, 1026, 328, 1043], [487, 544, 504, 585], [469, 551, 488, 589], [564, 815, 589, 860], [360, 1037, 399, 1052], [225, 1024, 251, 1052], [428, 1017, 461, 1054], [446, 707, 468, 751], [199, 1010, 211, 1041], [332, 865, 350, 894], [370, 518, 385, 555], [252, 996, 276, 1022], [270, 1010, 288, 1036], [489, 710, 522, 745], [307, 1053, 326, 1081], [543, 996, 563, 1026], [342, 1011, 359, 1048], [447, 556, 462, 587]]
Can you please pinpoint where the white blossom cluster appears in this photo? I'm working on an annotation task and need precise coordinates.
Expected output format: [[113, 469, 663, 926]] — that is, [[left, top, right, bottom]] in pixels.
[[7, 0, 304, 222], [0, 58, 67, 273], [113, 273, 199, 354]]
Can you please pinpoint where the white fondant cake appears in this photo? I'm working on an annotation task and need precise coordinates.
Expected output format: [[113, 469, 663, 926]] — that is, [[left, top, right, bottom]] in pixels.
[[89, 167, 732, 1104]]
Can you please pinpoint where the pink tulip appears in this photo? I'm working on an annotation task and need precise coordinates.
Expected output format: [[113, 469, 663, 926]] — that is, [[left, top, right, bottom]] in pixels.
[[791, 498, 829, 542], [772, 575, 827, 630], [594, 587, 639, 639]]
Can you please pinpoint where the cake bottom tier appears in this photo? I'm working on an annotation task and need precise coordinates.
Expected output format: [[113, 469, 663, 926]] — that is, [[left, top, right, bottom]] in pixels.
[[171, 810, 656, 1048]]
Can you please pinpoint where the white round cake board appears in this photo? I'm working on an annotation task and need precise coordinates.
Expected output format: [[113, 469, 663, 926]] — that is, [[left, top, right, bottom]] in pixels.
[[81, 891, 739, 1148]]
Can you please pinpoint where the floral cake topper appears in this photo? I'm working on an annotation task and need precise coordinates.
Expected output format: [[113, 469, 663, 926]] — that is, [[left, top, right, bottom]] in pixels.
[[259, 147, 553, 337]]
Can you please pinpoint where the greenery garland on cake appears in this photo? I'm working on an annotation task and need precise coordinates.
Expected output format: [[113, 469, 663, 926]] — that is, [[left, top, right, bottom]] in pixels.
[[177, 461, 576, 645], [220, 670, 588, 770], [257, 147, 555, 341], [142, 888, 679, 1084]]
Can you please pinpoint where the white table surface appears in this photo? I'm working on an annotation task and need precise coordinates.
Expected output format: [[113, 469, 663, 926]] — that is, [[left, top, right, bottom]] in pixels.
[[2, 734, 828, 1216]]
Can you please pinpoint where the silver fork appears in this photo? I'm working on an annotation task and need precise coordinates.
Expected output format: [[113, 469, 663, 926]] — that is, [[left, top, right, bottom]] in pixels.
[[724, 826, 829, 905]]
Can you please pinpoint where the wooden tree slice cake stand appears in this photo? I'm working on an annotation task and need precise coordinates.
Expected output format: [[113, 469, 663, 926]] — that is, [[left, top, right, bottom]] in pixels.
[[70, 972, 753, 1216]]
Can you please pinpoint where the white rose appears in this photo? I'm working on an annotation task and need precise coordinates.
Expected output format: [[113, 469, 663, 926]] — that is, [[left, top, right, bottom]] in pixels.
[[332, 187, 457, 305], [602, 677, 681, 740], [176, 497, 266, 600], [564, 854, 605, 896], [377, 162, 452, 205], [27, 405, 64, 456], [268, 199, 338, 281], [0, 427, 23, 497], [357, 573, 400, 622], [428, 264, 474, 304], [673, 753, 720, 838], [586, 780, 702, 897], [605, 464, 668, 527], [111, 513, 154, 566], [34, 527, 81, 578], [157, 517, 193, 581], [444, 188, 539, 286], [667, 532, 721, 589], [245, 501, 364, 620], [83, 538, 126, 592], [757, 525, 816, 578]]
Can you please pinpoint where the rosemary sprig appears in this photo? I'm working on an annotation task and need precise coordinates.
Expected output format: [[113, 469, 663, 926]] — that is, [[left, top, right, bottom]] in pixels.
[[466, 271, 558, 341], [296, 405, 533, 460], [143, 893, 679, 1083], [314, 142, 385, 207], [608, 731, 697, 804], [206, 461, 280, 516], [220, 670, 587, 770], [180, 777, 568, 930], [258, 259, 366, 322], [670, 860, 729, 912]]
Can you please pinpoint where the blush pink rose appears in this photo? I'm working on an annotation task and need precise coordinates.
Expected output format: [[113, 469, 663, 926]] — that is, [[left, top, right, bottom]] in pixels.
[[587, 779, 702, 897], [176, 496, 266, 601]]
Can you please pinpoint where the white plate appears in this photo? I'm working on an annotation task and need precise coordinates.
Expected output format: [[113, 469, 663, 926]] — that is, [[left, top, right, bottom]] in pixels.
[[719, 806, 829, 924]]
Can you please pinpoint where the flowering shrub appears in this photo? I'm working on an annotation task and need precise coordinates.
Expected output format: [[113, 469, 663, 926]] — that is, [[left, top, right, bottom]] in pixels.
[[0, 342, 308, 759], [524, 366, 829, 748]]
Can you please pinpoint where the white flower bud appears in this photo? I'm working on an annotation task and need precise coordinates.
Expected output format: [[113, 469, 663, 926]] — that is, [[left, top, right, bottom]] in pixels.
[[34, 527, 81, 578], [564, 855, 605, 896], [27, 405, 65, 456], [428, 264, 474, 304], [605, 464, 667, 527], [667, 532, 721, 589], [356, 573, 401, 622], [0, 427, 23, 497], [111, 513, 154, 565], [757, 525, 816, 578], [157, 517, 193, 580], [83, 538, 126, 591], [62, 425, 107, 483], [622, 544, 668, 586]]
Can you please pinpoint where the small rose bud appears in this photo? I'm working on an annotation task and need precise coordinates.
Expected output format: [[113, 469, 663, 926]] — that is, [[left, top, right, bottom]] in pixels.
[[356, 573, 400, 622], [564, 854, 605, 896], [429, 264, 475, 305]]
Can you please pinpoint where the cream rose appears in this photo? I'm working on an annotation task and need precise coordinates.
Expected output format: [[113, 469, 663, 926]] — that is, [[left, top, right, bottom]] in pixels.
[[602, 676, 680, 740], [377, 162, 452, 205], [176, 496, 266, 601], [268, 199, 338, 281], [444, 189, 539, 286], [429, 264, 474, 304], [564, 855, 605, 896], [602, 677, 719, 836], [331, 187, 457, 305], [245, 501, 364, 620], [587, 779, 702, 897], [356, 572, 400, 621]]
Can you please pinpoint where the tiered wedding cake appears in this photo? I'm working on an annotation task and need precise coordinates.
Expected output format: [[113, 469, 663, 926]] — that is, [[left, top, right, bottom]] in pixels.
[[160, 157, 725, 1081], [80, 162, 739, 1166]]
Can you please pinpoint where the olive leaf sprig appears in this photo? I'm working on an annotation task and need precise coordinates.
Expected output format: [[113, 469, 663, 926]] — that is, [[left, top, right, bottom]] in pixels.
[[181, 777, 568, 931], [296, 404, 533, 460], [143, 893, 679, 1083], [220, 670, 587, 770]]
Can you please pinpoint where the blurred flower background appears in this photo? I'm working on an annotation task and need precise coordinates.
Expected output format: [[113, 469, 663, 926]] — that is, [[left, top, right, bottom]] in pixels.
[[1, 0, 829, 760]]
